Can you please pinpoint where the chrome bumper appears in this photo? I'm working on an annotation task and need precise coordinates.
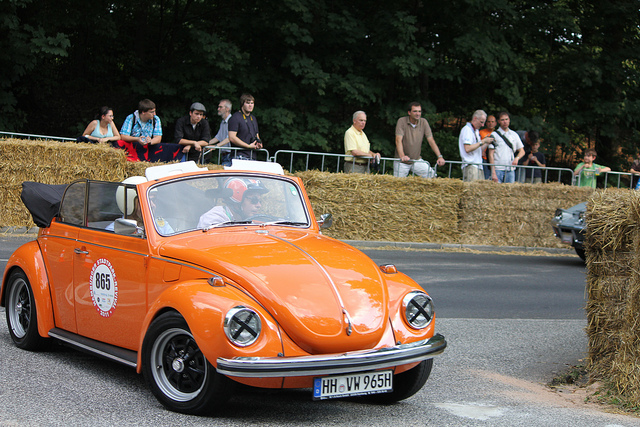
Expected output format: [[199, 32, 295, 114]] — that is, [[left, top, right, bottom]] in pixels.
[[216, 333, 446, 378]]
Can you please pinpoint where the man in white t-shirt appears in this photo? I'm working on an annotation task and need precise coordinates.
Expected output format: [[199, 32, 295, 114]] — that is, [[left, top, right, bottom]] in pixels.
[[488, 111, 525, 183], [458, 110, 494, 182]]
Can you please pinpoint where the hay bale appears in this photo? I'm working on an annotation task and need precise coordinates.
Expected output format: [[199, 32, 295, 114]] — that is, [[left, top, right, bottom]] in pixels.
[[294, 171, 464, 243], [585, 189, 640, 405], [459, 181, 593, 247]]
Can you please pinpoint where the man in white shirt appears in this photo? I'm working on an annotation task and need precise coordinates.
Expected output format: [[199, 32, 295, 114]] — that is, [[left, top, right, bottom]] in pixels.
[[458, 110, 494, 182], [488, 111, 525, 183], [208, 99, 233, 165]]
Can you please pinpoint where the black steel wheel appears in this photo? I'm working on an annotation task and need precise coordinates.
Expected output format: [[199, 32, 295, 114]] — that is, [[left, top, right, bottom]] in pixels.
[[365, 359, 433, 404], [141, 312, 234, 415], [5, 270, 48, 351]]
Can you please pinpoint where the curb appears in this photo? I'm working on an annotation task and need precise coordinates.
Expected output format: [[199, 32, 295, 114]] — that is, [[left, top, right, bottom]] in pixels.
[[343, 240, 575, 255], [0, 228, 574, 255], [0, 226, 39, 235]]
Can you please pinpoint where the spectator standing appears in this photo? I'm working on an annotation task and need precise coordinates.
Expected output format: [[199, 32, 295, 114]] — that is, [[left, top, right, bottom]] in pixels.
[[479, 114, 496, 179], [630, 154, 640, 189], [521, 140, 546, 183], [117, 99, 182, 162], [174, 102, 211, 163], [393, 102, 445, 178], [488, 111, 524, 183], [208, 99, 233, 166], [228, 93, 262, 160], [516, 130, 539, 182], [458, 110, 493, 182], [344, 111, 380, 174], [81, 106, 121, 144], [574, 148, 610, 188]]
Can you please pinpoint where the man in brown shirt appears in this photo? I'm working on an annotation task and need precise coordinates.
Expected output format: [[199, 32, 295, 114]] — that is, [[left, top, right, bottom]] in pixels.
[[394, 102, 445, 178]]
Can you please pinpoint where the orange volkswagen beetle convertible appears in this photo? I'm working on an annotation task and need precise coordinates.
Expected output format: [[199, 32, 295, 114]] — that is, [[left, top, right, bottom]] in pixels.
[[2, 161, 446, 415]]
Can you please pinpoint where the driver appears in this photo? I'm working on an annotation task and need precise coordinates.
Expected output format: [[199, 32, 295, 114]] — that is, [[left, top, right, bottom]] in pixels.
[[198, 178, 268, 228]]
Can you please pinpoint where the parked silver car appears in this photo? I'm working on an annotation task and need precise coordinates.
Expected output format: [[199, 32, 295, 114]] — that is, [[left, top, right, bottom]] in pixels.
[[551, 202, 586, 260]]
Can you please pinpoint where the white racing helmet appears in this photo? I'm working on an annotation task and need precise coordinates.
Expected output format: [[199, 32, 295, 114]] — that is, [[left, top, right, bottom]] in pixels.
[[116, 176, 147, 215]]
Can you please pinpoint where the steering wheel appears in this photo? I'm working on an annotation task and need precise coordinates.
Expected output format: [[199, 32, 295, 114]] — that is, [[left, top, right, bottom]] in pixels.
[[244, 214, 282, 223]]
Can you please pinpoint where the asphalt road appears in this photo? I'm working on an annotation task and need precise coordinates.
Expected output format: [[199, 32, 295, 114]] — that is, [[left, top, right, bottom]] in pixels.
[[1, 235, 638, 426]]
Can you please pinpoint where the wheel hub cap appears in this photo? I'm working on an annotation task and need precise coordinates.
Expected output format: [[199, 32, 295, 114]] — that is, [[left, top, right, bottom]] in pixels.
[[172, 358, 185, 373]]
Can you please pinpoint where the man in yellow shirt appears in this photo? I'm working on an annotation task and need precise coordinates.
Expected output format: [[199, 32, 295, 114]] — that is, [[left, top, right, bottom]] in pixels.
[[344, 111, 380, 173]]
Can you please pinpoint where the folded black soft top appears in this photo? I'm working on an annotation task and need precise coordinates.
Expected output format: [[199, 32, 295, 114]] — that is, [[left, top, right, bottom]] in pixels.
[[20, 182, 68, 228]]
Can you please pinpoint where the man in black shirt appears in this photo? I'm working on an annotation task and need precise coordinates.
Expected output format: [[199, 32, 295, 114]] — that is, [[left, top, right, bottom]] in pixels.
[[174, 102, 212, 162], [228, 94, 262, 160]]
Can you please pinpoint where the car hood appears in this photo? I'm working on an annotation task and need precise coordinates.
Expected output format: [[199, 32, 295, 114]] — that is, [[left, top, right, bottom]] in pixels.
[[158, 229, 388, 354]]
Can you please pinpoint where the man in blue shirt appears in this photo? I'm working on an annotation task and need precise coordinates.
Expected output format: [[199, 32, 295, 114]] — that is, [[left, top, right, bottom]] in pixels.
[[117, 99, 181, 162]]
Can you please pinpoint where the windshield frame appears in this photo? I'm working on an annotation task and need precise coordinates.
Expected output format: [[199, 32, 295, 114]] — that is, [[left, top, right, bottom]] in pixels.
[[145, 172, 311, 237]]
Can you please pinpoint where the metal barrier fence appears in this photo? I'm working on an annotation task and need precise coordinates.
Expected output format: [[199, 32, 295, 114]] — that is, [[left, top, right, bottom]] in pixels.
[[599, 170, 635, 189], [272, 149, 434, 176], [0, 131, 75, 142], [443, 160, 575, 184], [2, 130, 637, 187], [199, 145, 271, 164]]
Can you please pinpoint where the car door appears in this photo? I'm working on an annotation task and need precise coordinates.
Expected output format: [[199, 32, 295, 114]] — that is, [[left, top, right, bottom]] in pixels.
[[39, 181, 85, 333], [72, 181, 149, 351]]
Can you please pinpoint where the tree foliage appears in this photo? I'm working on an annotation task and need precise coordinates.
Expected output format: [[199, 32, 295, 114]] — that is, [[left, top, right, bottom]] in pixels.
[[1, 0, 639, 170]]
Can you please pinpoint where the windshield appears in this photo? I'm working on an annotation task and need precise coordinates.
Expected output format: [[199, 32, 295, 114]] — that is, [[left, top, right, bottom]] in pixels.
[[147, 174, 309, 236]]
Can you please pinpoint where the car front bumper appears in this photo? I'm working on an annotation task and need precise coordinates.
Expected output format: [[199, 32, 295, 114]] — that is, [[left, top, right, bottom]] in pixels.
[[216, 333, 446, 378], [551, 224, 585, 249]]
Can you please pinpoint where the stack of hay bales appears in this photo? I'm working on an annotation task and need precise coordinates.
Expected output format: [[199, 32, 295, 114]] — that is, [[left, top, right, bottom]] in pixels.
[[0, 139, 201, 228], [0, 138, 617, 250], [295, 171, 463, 243], [0, 139, 130, 227], [460, 180, 593, 247], [586, 190, 640, 402]]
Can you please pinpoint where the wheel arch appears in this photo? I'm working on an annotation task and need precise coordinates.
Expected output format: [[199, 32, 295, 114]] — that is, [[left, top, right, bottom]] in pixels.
[[1, 241, 55, 337], [136, 281, 263, 374]]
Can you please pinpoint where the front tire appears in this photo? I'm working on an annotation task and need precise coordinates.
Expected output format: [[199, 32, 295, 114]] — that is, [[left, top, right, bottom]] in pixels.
[[575, 247, 586, 261], [141, 312, 234, 415], [5, 270, 48, 350], [366, 359, 433, 404]]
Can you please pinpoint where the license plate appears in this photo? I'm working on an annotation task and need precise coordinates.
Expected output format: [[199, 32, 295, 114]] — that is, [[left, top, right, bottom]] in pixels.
[[313, 370, 393, 400], [561, 232, 573, 244]]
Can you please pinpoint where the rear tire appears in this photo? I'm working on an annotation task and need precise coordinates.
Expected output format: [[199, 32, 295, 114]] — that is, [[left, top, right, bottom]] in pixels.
[[5, 270, 49, 351], [141, 312, 234, 415], [365, 359, 433, 404]]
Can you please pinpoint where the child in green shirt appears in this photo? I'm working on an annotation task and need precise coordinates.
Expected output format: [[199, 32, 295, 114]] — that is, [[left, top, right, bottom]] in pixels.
[[574, 148, 610, 188]]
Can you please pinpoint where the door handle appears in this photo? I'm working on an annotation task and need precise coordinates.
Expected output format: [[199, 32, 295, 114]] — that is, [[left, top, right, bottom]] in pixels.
[[74, 248, 89, 255]]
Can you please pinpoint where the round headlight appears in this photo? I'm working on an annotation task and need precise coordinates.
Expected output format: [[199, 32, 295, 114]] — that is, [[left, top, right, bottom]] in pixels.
[[224, 306, 261, 347], [554, 209, 563, 221], [402, 291, 434, 329]]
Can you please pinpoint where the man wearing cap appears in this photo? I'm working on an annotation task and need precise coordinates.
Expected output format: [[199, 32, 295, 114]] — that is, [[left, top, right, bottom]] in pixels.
[[174, 102, 212, 162]]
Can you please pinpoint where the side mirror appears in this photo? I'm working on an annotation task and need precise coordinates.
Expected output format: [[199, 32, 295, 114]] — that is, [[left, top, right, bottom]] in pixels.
[[318, 213, 332, 229], [114, 218, 144, 236]]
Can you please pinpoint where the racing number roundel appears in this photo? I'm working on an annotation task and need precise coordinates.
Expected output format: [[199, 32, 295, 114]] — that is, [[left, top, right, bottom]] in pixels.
[[89, 258, 118, 317]]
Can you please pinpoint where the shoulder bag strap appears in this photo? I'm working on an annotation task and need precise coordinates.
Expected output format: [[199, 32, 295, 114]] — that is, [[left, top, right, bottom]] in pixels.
[[496, 130, 515, 153]]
